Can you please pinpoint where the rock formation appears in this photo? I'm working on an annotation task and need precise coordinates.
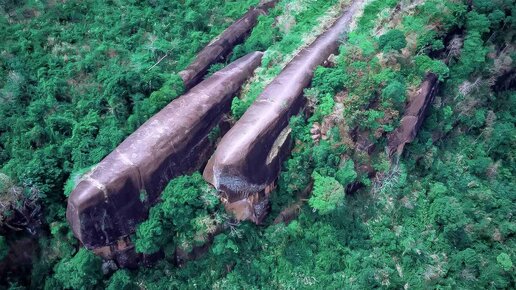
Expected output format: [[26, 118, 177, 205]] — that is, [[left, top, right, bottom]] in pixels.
[[66, 51, 263, 253], [179, 0, 279, 89], [387, 73, 439, 157], [203, 0, 365, 223]]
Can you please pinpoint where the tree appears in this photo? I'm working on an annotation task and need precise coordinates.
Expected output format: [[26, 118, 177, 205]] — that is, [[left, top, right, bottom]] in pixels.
[[134, 216, 166, 255], [53, 248, 102, 290], [106, 270, 138, 290], [309, 172, 345, 215], [430, 196, 471, 248], [381, 80, 406, 108], [378, 29, 407, 52], [211, 233, 239, 256], [414, 55, 449, 79], [335, 159, 357, 187], [497, 253, 513, 271]]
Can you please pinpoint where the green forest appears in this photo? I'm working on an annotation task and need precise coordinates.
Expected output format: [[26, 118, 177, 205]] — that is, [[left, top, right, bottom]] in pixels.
[[0, 0, 515, 289]]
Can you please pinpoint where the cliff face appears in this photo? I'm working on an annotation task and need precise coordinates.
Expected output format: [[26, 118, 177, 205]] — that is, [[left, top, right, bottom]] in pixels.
[[179, 0, 278, 89], [67, 52, 263, 250], [203, 0, 365, 223]]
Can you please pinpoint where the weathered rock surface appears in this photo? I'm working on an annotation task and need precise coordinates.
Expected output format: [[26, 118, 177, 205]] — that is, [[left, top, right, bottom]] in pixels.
[[387, 73, 439, 157], [179, 0, 278, 89], [203, 0, 365, 223], [67, 51, 263, 250]]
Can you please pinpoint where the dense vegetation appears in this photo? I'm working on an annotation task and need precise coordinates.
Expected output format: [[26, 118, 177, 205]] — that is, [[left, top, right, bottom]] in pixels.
[[1, 0, 514, 289]]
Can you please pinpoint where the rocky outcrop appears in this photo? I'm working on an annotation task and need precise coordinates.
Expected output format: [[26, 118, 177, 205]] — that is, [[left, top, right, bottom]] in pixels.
[[203, 0, 365, 223], [387, 73, 439, 157], [66, 52, 263, 251], [179, 0, 279, 89]]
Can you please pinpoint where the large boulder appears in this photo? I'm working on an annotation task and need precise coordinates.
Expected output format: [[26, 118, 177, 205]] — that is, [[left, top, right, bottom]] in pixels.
[[179, 0, 279, 89], [387, 73, 439, 157], [203, 0, 366, 223], [67, 52, 263, 251]]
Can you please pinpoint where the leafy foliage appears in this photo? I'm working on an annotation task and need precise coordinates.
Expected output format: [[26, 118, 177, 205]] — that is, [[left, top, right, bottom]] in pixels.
[[378, 29, 407, 52], [134, 173, 221, 255], [335, 159, 357, 187], [106, 270, 138, 290], [309, 172, 345, 214], [53, 249, 102, 290], [497, 253, 513, 271]]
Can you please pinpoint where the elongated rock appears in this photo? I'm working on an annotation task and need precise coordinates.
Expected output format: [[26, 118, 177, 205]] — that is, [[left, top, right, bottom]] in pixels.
[[387, 73, 439, 157], [179, 0, 278, 89], [67, 51, 263, 249], [203, 0, 365, 223]]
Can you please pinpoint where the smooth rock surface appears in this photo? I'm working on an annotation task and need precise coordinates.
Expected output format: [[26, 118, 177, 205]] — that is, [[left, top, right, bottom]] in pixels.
[[67, 52, 263, 249], [203, 0, 365, 222]]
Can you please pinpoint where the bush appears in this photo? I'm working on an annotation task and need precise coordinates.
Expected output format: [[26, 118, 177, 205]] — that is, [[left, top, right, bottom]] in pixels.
[[378, 29, 407, 52]]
